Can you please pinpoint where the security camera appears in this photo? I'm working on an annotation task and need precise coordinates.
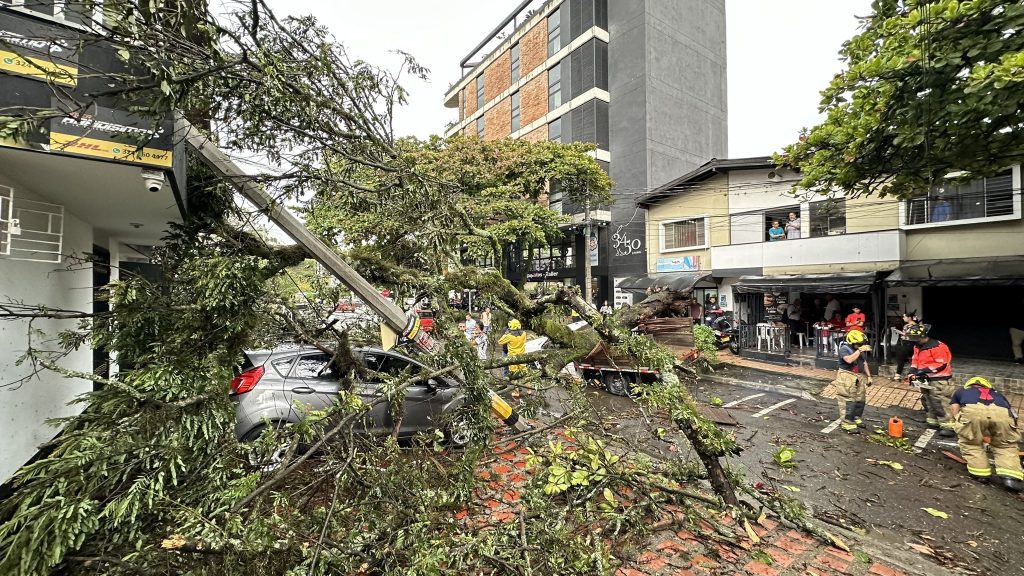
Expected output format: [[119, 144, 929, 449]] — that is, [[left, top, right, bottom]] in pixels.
[[140, 169, 165, 193], [767, 171, 784, 182]]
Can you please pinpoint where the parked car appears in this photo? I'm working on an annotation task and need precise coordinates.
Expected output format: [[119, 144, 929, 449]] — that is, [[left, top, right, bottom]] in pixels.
[[230, 345, 467, 465]]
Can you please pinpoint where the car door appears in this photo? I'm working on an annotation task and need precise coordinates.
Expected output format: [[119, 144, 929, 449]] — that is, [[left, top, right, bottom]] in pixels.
[[354, 351, 394, 433], [286, 353, 342, 418], [378, 353, 455, 435]]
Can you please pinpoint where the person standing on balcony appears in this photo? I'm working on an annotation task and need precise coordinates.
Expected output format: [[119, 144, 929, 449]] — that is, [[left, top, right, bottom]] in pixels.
[[768, 220, 785, 241], [785, 211, 802, 239]]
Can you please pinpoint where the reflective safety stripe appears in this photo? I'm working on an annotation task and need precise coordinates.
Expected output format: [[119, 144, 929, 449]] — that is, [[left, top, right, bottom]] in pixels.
[[841, 421, 858, 430], [967, 466, 992, 477], [939, 421, 956, 429], [404, 317, 421, 340], [996, 467, 1024, 480]]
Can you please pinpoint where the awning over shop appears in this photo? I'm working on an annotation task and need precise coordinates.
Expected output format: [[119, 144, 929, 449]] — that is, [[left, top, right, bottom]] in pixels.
[[617, 272, 713, 293], [733, 272, 878, 294], [885, 256, 1024, 287]]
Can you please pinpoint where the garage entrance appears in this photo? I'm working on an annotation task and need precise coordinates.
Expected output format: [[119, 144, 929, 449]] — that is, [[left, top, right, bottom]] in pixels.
[[923, 286, 1022, 360]]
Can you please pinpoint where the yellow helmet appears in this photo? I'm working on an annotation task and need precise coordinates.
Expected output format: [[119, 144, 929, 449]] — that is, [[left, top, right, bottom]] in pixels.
[[507, 319, 522, 330], [845, 330, 867, 345], [964, 376, 992, 389]]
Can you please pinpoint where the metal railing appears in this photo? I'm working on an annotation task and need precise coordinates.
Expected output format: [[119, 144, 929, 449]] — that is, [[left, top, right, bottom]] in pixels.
[[738, 324, 791, 356], [814, 326, 847, 359]]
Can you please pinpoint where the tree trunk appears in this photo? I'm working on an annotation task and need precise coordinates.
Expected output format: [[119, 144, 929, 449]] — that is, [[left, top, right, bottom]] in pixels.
[[618, 289, 696, 328]]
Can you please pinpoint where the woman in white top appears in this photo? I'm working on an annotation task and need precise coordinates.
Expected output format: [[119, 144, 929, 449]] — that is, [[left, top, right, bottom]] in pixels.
[[785, 212, 801, 239]]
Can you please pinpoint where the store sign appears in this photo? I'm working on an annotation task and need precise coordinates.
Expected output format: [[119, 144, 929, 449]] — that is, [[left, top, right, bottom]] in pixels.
[[589, 230, 599, 266], [656, 256, 700, 273], [48, 99, 173, 167], [613, 277, 633, 308], [0, 12, 79, 86], [763, 291, 788, 323]]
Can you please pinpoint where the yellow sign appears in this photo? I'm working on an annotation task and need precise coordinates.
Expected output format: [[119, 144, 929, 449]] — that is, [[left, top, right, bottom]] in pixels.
[[0, 49, 77, 86], [49, 132, 172, 168]]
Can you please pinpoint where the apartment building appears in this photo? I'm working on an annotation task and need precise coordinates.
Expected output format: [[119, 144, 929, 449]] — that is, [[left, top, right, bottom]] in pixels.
[[639, 156, 1024, 364], [0, 4, 188, 481], [443, 0, 727, 305]]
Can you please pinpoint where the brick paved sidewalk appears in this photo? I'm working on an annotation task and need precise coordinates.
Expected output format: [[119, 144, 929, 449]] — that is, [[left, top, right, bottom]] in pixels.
[[467, 436, 918, 576]]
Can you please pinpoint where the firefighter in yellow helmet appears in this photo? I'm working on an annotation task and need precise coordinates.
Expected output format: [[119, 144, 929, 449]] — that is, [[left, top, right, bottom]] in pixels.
[[949, 376, 1023, 492], [498, 319, 528, 373], [834, 329, 873, 432]]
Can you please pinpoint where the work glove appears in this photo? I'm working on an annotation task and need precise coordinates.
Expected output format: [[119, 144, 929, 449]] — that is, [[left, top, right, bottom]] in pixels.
[[866, 378, 874, 386], [858, 344, 872, 352]]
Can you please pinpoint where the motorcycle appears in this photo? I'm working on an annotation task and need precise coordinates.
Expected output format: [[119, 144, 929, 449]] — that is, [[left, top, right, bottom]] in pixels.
[[705, 308, 739, 354]]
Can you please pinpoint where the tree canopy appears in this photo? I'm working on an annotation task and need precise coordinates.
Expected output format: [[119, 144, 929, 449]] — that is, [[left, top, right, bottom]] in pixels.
[[782, 0, 1024, 198]]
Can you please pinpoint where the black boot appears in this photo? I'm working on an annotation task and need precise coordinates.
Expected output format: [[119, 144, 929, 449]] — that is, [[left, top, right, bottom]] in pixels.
[[970, 475, 990, 485], [1001, 476, 1024, 493]]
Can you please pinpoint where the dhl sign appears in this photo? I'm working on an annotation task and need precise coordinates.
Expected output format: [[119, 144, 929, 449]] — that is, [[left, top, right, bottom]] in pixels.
[[49, 133, 173, 168]]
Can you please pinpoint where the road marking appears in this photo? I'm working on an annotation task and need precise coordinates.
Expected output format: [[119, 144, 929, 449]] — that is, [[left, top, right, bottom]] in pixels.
[[914, 429, 936, 449], [820, 419, 842, 434], [751, 398, 797, 418], [723, 393, 765, 408]]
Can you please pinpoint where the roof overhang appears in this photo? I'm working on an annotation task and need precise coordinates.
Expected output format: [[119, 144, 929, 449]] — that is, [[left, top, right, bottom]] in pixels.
[[885, 256, 1024, 287], [616, 271, 714, 293], [733, 272, 878, 294]]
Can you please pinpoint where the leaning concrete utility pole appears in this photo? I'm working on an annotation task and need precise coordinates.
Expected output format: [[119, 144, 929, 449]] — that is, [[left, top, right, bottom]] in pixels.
[[176, 118, 528, 432], [583, 197, 593, 306]]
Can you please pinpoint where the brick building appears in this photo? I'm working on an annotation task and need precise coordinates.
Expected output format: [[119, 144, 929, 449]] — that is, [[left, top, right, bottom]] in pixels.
[[443, 0, 728, 306]]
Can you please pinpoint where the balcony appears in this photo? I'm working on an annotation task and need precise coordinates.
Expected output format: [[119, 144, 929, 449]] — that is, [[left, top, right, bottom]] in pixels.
[[711, 230, 904, 273]]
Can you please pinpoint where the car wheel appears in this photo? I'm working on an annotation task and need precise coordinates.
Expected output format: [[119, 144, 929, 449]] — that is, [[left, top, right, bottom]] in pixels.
[[446, 417, 473, 448], [241, 422, 292, 472], [729, 341, 739, 354], [602, 372, 633, 397]]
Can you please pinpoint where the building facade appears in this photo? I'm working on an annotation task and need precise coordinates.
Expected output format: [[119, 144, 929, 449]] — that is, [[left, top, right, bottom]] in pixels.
[[639, 156, 1024, 363], [443, 0, 727, 305], [0, 4, 187, 481]]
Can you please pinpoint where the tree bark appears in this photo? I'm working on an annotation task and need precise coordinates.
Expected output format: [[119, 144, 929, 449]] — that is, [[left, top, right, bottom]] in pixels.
[[617, 289, 696, 328]]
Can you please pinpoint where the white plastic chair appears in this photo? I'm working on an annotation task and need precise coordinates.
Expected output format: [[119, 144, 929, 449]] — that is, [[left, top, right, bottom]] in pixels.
[[756, 323, 772, 351]]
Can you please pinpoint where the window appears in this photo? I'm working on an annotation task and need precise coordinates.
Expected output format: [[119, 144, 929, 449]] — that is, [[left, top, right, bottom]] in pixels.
[[548, 117, 562, 142], [511, 91, 521, 132], [476, 75, 485, 110], [510, 43, 521, 83], [271, 357, 295, 377], [905, 170, 1014, 225], [810, 200, 846, 237], [662, 218, 708, 251], [548, 181, 563, 215], [567, 99, 609, 150], [548, 8, 562, 56], [548, 64, 562, 111], [292, 354, 338, 380], [476, 116, 485, 139]]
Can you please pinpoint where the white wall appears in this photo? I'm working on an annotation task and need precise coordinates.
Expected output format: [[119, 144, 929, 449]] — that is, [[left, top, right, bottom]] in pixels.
[[0, 177, 93, 481], [712, 230, 905, 271]]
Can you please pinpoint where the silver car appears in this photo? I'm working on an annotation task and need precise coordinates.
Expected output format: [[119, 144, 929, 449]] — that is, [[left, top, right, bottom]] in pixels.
[[231, 345, 465, 447]]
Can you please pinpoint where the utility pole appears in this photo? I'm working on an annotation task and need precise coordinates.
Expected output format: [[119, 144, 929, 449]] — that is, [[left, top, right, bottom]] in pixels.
[[583, 197, 593, 306]]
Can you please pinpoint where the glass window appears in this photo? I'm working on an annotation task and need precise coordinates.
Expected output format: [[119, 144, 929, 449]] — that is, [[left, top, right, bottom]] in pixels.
[[292, 354, 337, 380], [905, 170, 1013, 225], [548, 8, 562, 56], [548, 65, 562, 111], [548, 117, 562, 141], [476, 116, 485, 139], [511, 43, 521, 83], [808, 200, 846, 237], [663, 219, 707, 251], [271, 357, 295, 377], [476, 75, 485, 109], [548, 181, 563, 215], [511, 91, 521, 132]]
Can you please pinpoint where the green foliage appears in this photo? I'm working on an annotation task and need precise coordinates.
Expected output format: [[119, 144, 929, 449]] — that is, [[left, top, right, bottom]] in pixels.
[[692, 324, 719, 372], [782, 0, 1024, 198], [772, 446, 798, 469]]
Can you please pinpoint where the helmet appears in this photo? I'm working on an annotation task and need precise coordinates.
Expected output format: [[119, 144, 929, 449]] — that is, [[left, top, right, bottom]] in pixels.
[[964, 376, 992, 389], [845, 330, 868, 345], [903, 323, 930, 340], [507, 319, 522, 330]]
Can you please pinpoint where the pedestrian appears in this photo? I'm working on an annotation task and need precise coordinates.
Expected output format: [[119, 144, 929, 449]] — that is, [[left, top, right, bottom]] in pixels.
[[834, 330, 873, 432], [480, 306, 493, 335], [823, 294, 840, 322], [599, 300, 613, 315], [768, 220, 785, 241], [1009, 299, 1024, 364], [785, 211, 801, 239], [905, 324, 956, 437], [891, 311, 919, 380], [812, 297, 825, 322], [464, 313, 477, 340], [788, 298, 802, 344], [498, 319, 528, 373], [474, 325, 488, 360], [950, 376, 1023, 492], [826, 311, 844, 329], [845, 305, 866, 333]]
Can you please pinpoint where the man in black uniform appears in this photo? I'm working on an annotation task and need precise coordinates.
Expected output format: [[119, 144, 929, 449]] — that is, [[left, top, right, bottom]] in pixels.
[[834, 330, 873, 432]]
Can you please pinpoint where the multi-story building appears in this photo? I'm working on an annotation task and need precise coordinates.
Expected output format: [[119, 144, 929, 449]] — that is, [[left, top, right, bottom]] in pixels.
[[639, 156, 1024, 365], [443, 0, 727, 306]]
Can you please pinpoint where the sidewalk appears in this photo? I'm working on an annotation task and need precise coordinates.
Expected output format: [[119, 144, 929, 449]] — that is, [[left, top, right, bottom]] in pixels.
[[715, 353, 1024, 413]]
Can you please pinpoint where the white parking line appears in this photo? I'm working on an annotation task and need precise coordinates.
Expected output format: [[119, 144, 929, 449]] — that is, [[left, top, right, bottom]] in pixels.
[[751, 398, 797, 418], [914, 429, 936, 449], [723, 393, 765, 408], [820, 419, 842, 434]]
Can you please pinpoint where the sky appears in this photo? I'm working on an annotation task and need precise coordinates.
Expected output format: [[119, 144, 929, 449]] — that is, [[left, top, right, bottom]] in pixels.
[[262, 0, 873, 158]]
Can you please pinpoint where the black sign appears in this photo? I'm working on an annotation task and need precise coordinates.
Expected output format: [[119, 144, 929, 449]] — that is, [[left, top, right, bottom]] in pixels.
[[0, 10, 80, 86], [762, 291, 788, 323]]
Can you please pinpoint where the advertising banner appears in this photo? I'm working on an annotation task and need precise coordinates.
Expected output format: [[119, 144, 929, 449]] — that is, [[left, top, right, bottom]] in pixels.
[[656, 255, 700, 273], [48, 98, 173, 167], [0, 11, 79, 86]]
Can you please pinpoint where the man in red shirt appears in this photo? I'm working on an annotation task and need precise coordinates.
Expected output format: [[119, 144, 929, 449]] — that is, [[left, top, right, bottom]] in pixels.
[[845, 305, 866, 333]]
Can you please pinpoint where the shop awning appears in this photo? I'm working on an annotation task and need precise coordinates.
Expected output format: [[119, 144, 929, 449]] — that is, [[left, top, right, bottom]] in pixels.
[[733, 272, 878, 294], [885, 256, 1024, 287], [617, 272, 712, 293]]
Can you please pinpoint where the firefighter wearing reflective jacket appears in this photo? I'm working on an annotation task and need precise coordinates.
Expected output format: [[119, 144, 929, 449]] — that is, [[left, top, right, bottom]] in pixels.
[[905, 324, 957, 437], [498, 319, 528, 373], [834, 330, 873, 432], [950, 376, 1023, 492]]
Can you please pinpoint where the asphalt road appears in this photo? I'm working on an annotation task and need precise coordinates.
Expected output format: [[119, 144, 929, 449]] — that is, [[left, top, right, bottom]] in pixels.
[[572, 366, 1024, 576]]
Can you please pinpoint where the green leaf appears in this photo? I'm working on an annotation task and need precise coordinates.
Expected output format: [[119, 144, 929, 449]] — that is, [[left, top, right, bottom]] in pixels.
[[921, 508, 949, 519]]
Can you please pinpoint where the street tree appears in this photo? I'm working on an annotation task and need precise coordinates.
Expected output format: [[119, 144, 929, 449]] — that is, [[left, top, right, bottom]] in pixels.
[[782, 0, 1024, 198]]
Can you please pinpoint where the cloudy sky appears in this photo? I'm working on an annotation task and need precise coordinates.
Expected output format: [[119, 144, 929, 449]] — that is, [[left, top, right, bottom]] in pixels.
[[263, 0, 873, 158]]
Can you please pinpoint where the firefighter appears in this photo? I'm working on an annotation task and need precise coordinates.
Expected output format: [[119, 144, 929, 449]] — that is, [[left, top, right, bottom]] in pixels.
[[498, 319, 528, 373], [950, 376, 1023, 492], [834, 330, 873, 432], [905, 324, 956, 437]]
